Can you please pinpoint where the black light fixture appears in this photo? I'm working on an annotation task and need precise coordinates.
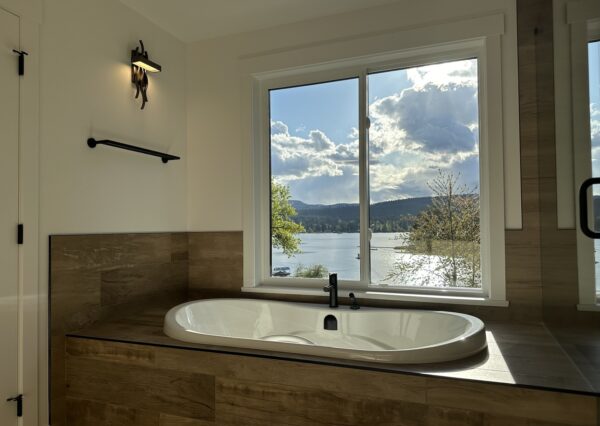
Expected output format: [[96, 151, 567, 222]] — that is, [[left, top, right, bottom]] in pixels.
[[131, 40, 162, 110]]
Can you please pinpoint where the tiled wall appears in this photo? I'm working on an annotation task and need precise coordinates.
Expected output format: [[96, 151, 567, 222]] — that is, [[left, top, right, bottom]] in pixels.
[[49, 233, 188, 426], [64, 337, 599, 426], [515, 0, 600, 327], [188, 231, 243, 297]]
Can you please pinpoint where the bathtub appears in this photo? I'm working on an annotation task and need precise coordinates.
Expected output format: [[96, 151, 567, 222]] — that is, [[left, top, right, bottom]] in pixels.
[[163, 298, 486, 364]]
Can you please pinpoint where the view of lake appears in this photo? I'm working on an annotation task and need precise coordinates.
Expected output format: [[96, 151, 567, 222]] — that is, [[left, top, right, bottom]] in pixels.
[[274, 234, 600, 290], [272, 232, 457, 285]]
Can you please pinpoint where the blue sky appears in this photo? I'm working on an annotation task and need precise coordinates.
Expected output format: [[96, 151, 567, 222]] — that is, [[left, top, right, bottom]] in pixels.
[[269, 58, 481, 205], [589, 41, 600, 181], [270, 79, 359, 145]]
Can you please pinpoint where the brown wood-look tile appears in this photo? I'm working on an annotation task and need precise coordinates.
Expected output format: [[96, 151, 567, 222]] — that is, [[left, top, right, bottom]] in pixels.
[[483, 413, 573, 426], [157, 348, 429, 404], [66, 398, 159, 426], [50, 232, 189, 425], [159, 413, 215, 425], [188, 232, 242, 291], [66, 357, 215, 421], [66, 337, 157, 366], [215, 377, 428, 426], [425, 405, 484, 426], [425, 377, 597, 425]]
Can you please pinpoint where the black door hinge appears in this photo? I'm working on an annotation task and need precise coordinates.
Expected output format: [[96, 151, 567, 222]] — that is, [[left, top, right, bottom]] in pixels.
[[17, 224, 23, 245], [12, 50, 28, 76], [6, 394, 23, 417]]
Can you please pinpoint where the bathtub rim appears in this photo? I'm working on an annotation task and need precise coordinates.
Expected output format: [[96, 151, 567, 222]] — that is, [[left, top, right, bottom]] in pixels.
[[163, 298, 487, 364]]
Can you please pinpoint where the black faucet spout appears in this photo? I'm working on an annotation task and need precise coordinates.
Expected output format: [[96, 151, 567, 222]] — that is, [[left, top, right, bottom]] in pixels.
[[323, 273, 338, 308]]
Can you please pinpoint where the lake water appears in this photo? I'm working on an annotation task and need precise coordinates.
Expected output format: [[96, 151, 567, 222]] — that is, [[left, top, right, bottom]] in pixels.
[[272, 232, 450, 285], [273, 233, 600, 292]]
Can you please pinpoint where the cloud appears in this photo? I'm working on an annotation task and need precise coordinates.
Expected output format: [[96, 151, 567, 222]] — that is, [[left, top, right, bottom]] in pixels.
[[271, 120, 288, 135], [590, 104, 600, 177], [591, 103, 600, 148], [309, 130, 335, 152], [270, 121, 352, 183], [270, 58, 481, 204], [368, 153, 479, 201], [370, 82, 478, 155], [407, 59, 478, 89]]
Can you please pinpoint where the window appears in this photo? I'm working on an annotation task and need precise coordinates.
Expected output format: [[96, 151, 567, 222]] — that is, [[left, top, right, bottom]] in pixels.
[[243, 23, 511, 306], [270, 78, 360, 281], [268, 59, 482, 289], [589, 39, 600, 301], [368, 60, 481, 289], [562, 6, 600, 310]]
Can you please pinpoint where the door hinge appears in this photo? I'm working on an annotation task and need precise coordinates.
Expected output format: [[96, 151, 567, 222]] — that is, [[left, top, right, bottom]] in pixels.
[[12, 50, 28, 76], [6, 394, 23, 417], [17, 224, 23, 245]]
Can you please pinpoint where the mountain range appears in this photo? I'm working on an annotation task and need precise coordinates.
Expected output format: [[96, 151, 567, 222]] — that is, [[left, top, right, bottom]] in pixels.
[[290, 197, 434, 233]]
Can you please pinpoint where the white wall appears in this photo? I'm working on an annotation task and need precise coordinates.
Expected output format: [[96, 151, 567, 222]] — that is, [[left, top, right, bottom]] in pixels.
[[185, 0, 521, 232], [38, 0, 187, 423], [40, 0, 187, 235]]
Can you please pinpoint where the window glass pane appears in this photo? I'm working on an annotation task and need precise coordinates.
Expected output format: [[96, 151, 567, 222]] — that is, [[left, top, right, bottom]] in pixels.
[[367, 58, 481, 288], [269, 78, 360, 280], [588, 40, 600, 298]]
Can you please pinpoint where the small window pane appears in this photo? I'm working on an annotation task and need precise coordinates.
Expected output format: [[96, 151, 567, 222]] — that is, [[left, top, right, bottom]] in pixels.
[[588, 40, 600, 298], [367, 58, 481, 289], [269, 78, 360, 281]]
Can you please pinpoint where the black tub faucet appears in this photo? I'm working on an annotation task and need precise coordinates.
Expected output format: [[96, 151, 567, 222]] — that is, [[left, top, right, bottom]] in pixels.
[[323, 273, 338, 308], [349, 292, 360, 310]]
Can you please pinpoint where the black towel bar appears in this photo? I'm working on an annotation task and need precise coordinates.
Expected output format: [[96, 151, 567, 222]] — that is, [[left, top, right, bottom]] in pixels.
[[87, 138, 180, 163]]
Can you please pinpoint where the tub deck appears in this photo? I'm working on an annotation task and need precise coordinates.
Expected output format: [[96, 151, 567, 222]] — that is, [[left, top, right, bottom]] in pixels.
[[68, 300, 600, 396]]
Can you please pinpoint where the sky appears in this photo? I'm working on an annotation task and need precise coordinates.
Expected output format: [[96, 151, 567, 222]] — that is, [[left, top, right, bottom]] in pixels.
[[269, 58, 480, 205], [589, 41, 600, 181]]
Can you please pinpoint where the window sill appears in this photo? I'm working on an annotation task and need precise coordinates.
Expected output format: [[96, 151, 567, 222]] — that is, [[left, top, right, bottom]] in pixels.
[[242, 285, 509, 307], [577, 303, 600, 312]]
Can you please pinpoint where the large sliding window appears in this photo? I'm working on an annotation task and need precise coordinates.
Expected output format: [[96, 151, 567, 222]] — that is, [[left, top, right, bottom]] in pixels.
[[266, 55, 487, 293], [245, 31, 510, 305]]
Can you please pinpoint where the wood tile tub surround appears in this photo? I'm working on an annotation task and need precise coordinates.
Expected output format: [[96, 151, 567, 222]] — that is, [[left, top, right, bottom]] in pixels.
[[50, 233, 189, 426], [69, 303, 596, 394], [65, 337, 599, 426]]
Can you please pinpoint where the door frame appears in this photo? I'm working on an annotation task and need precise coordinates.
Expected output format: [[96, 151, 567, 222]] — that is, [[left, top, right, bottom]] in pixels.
[[0, 2, 41, 425]]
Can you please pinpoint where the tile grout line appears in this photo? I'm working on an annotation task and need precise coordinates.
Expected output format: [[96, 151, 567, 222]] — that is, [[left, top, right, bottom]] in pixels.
[[543, 323, 596, 393]]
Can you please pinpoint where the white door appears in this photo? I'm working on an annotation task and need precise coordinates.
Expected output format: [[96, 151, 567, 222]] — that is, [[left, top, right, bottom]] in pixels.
[[0, 7, 20, 426]]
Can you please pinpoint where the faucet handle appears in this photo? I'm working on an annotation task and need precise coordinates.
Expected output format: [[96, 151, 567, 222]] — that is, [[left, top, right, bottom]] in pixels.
[[323, 285, 331, 293], [349, 292, 360, 310]]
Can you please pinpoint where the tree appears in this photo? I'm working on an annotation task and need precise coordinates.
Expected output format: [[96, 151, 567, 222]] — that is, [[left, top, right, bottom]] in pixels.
[[386, 170, 480, 287], [271, 179, 305, 257]]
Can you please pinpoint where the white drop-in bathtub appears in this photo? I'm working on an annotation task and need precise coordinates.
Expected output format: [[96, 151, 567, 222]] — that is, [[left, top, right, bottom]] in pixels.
[[163, 299, 486, 364]]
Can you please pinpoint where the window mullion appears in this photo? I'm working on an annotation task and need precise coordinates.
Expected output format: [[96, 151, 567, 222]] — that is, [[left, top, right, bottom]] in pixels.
[[359, 70, 370, 286]]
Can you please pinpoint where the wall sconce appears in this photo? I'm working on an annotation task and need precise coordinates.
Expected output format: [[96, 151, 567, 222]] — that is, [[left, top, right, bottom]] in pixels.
[[131, 40, 162, 110]]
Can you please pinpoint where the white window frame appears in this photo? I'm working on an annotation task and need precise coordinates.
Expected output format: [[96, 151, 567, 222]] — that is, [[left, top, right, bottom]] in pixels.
[[241, 15, 510, 307], [565, 1, 600, 310]]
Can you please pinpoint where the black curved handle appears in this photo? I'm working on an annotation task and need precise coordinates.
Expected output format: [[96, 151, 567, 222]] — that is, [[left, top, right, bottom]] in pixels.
[[580, 177, 600, 239]]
